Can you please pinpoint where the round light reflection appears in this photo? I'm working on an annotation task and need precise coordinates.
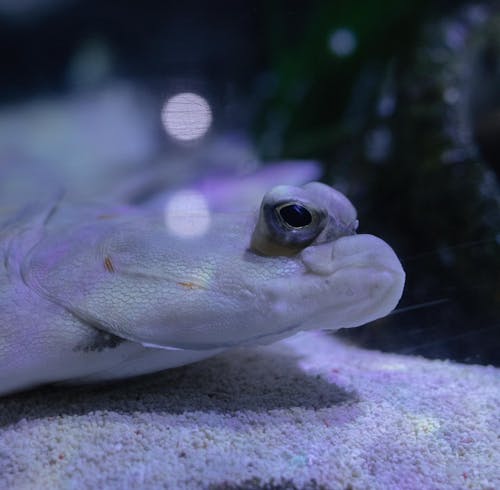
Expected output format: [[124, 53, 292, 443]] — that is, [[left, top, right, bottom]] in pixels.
[[161, 92, 212, 141], [165, 190, 211, 237], [329, 28, 357, 57]]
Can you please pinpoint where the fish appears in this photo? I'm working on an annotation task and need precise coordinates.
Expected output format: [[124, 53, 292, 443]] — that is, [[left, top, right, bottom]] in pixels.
[[0, 171, 404, 396]]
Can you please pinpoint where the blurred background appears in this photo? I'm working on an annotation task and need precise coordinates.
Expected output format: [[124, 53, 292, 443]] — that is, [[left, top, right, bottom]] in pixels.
[[1, 0, 499, 365]]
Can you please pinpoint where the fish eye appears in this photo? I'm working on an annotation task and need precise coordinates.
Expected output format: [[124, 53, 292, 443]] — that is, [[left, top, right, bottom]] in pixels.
[[250, 188, 327, 256], [276, 203, 312, 228]]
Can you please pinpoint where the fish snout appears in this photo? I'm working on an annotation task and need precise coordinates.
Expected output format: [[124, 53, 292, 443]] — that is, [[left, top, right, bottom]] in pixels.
[[301, 234, 405, 329]]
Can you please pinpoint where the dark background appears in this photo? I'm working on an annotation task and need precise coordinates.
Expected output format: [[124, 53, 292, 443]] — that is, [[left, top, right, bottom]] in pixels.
[[1, 0, 499, 365]]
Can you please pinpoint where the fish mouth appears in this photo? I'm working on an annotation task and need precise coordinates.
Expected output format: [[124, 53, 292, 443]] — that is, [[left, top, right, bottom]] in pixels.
[[332, 234, 405, 284], [300, 234, 405, 331], [332, 234, 405, 324]]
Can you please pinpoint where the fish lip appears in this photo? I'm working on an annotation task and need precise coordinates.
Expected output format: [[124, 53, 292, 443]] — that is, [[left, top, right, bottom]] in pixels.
[[330, 234, 406, 323], [299, 233, 405, 329], [301, 233, 404, 278], [330, 233, 404, 272]]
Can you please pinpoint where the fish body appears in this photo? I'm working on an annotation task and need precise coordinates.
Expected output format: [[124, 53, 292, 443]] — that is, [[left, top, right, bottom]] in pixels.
[[0, 177, 405, 395]]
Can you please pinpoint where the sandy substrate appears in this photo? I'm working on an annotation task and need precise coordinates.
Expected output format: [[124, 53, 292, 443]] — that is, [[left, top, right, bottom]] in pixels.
[[0, 331, 498, 490]]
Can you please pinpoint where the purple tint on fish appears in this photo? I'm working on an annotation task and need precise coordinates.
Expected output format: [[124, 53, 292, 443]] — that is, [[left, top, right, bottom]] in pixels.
[[195, 160, 322, 211]]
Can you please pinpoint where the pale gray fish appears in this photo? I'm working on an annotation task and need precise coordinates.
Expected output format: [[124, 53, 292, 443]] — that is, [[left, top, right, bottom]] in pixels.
[[0, 166, 404, 395]]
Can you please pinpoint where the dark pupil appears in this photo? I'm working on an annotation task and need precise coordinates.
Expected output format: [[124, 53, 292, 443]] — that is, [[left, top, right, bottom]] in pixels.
[[279, 204, 312, 228]]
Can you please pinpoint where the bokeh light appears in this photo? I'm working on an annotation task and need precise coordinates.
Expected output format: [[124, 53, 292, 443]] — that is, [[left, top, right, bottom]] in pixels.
[[328, 28, 357, 57], [365, 126, 392, 162], [161, 92, 212, 141], [164, 189, 211, 237]]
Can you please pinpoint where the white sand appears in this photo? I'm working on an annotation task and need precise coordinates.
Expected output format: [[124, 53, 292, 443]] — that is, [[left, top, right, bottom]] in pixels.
[[0, 331, 498, 490]]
